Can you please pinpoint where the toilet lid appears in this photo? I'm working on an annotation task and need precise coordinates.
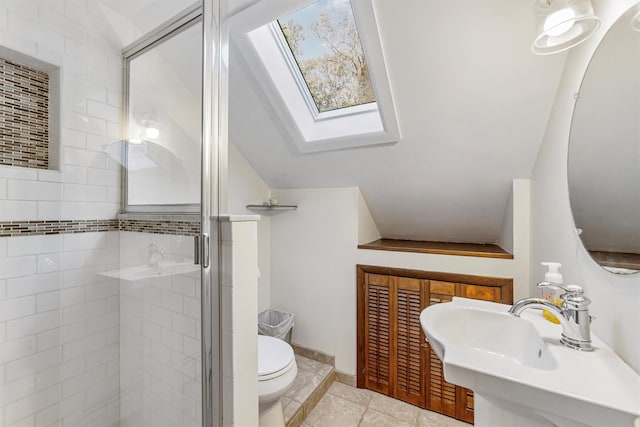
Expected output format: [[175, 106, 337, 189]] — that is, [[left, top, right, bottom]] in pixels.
[[258, 335, 295, 378]]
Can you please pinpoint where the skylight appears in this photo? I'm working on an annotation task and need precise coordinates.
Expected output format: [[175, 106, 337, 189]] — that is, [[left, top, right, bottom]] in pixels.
[[277, 0, 375, 113], [231, 0, 400, 153]]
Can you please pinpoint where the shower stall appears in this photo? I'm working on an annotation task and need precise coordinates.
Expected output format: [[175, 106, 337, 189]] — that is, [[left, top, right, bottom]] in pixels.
[[0, 0, 225, 425]]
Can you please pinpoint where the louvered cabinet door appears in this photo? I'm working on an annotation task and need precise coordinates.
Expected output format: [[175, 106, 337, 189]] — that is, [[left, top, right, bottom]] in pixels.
[[363, 273, 392, 395], [426, 282, 456, 417], [393, 277, 427, 407], [456, 386, 474, 423]]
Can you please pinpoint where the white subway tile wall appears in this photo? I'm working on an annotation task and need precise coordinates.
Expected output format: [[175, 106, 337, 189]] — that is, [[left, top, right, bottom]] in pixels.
[[0, 232, 120, 427], [119, 232, 201, 427], [0, 230, 202, 427], [0, 2, 208, 426], [0, 1, 123, 425], [0, 1, 122, 224]]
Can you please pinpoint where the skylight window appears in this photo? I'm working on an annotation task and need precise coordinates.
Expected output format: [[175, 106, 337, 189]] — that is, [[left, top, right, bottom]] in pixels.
[[277, 0, 375, 113], [231, 0, 400, 152]]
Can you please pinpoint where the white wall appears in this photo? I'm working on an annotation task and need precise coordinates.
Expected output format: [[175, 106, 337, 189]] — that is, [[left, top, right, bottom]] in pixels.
[[220, 218, 259, 427], [530, 0, 640, 373], [227, 143, 272, 312], [270, 181, 530, 375], [270, 187, 360, 374], [498, 189, 514, 255], [357, 190, 381, 245]]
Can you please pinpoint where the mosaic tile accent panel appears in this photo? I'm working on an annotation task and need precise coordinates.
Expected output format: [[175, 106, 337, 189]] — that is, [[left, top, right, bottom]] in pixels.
[[0, 219, 118, 236], [119, 219, 200, 236], [0, 57, 50, 169]]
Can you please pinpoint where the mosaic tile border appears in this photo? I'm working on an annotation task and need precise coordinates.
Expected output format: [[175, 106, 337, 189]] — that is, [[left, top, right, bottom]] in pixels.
[[0, 218, 200, 237], [0, 219, 119, 237], [119, 219, 200, 236]]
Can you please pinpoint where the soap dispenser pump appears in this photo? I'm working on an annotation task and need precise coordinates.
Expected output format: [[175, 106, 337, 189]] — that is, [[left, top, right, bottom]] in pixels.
[[541, 262, 563, 324]]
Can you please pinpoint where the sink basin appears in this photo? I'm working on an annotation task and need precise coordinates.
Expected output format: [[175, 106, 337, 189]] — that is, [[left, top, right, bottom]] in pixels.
[[101, 261, 199, 282], [426, 304, 556, 370], [420, 297, 640, 427]]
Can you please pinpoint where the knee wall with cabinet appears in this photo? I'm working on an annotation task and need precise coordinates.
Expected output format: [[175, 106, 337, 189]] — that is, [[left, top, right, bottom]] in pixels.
[[356, 265, 514, 424]]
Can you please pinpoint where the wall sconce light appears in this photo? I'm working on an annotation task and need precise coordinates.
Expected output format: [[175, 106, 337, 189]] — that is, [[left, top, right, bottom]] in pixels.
[[532, 0, 600, 55]]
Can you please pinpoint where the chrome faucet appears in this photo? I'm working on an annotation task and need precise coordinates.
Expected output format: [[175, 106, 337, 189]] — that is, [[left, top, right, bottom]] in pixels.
[[148, 242, 168, 268], [509, 281, 594, 351]]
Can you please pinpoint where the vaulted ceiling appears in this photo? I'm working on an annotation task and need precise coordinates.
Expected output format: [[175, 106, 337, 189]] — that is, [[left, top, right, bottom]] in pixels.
[[98, 0, 569, 245], [229, 0, 568, 243]]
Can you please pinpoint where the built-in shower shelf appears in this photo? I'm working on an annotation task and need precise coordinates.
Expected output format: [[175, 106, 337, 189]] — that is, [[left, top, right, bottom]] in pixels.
[[246, 204, 297, 212]]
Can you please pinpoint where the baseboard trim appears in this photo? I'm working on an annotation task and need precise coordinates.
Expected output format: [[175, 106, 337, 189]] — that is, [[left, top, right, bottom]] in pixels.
[[334, 370, 357, 387], [291, 343, 335, 367]]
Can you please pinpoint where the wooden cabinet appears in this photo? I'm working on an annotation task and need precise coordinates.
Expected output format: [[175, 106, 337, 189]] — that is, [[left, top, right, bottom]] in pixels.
[[362, 274, 428, 405], [357, 265, 513, 424], [363, 273, 392, 395]]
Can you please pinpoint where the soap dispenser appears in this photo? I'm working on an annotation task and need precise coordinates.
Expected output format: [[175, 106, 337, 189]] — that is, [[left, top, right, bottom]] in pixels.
[[541, 262, 563, 324]]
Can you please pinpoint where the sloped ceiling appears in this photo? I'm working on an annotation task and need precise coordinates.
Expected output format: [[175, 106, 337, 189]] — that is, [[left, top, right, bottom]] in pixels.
[[229, 0, 568, 244]]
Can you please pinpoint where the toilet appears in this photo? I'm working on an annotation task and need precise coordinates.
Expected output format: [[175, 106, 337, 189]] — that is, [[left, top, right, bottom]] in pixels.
[[258, 335, 298, 427]]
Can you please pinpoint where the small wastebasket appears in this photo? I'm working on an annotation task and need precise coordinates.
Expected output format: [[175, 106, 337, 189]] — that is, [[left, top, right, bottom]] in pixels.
[[258, 309, 294, 343]]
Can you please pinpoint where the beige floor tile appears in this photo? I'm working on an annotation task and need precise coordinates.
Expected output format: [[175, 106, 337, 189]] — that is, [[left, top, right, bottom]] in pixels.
[[292, 374, 326, 403], [327, 382, 374, 407], [315, 364, 333, 378], [305, 394, 366, 427], [283, 397, 302, 422], [359, 408, 415, 427], [295, 355, 333, 377], [417, 409, 468, 427], [368, 392, 419, 425], [285, 369, 316, 398]]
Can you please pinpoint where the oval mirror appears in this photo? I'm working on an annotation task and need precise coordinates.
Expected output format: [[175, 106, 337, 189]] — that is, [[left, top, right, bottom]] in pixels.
[[568, 4, 640, 276]]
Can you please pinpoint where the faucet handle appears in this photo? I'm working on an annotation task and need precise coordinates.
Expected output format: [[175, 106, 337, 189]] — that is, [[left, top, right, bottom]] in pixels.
[[537, 282, 590, 308], [565, 284, 584, 294], [537, 281, 583, 295]]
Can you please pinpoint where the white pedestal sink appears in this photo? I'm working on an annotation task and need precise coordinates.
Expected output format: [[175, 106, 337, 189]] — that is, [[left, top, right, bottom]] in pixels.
[[420, 297, 640, 427]]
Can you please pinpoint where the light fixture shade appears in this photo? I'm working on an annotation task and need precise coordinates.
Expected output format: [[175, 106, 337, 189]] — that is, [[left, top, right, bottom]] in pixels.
[[532, 0, 601, 55]]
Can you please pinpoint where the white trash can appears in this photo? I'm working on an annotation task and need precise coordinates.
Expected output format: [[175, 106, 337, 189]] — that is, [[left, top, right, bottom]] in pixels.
[[258, 309, 294, 343]]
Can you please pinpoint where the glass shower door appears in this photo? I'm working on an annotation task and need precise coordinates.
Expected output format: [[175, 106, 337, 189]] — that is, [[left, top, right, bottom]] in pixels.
[[118, 2, 221, 426], [0, 1, 221, 425]]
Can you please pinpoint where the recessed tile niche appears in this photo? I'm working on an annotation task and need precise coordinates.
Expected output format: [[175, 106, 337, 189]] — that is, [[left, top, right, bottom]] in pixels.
[[0, 47, 60, 170]]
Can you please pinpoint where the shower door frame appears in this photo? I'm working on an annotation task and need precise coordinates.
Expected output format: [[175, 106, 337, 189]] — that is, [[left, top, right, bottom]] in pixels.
[[201, 0, 223, 426]]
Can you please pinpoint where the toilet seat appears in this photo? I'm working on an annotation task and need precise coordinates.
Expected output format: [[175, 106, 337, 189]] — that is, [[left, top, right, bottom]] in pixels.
[[257, 335, 297, 425], [258, 335, 295, 381]]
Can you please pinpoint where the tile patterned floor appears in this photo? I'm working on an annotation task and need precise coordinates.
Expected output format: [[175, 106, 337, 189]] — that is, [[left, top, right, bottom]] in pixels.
[[303, 382, 469, 427], [282, 354, 334, 425], [282, 352, 466, 427]]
